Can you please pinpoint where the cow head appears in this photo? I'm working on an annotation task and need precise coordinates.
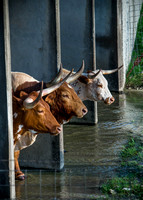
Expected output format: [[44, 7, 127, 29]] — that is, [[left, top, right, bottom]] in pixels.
[[78, 71, 114, 104], [77, 66, 123, 104], [44, 82, 88, 124], [13, 89, 61, 135]]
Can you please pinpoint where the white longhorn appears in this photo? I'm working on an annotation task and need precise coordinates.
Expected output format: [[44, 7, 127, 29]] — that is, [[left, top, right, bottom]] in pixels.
[[61, 65, 123, 105]]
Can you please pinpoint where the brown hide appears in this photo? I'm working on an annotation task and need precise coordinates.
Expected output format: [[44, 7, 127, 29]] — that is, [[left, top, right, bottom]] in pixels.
[[13, 91, 61, 137], [14, 81, 88, 124], [13, 91, 61, 180], [45, 82, 88, 124], [78, 75, 91, 84], [14, 81, 45, 97]]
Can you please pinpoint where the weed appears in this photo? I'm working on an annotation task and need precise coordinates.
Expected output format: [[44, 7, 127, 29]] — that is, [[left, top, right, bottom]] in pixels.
[[101, 137, 143, 199]]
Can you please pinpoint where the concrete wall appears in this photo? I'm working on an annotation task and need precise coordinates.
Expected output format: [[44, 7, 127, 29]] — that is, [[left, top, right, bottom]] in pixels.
[[60, 0, 119, 125], [9, 0, 64, 170], [61, 0, 118, 92], [6, 0, 142, 171], [95, 0, 118, 91], [9, 0, 57, 80], [60, 0, 96, 124]]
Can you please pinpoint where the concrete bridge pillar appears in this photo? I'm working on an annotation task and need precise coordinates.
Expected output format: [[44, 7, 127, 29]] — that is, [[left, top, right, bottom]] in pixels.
[[0, 0, 15, 198]]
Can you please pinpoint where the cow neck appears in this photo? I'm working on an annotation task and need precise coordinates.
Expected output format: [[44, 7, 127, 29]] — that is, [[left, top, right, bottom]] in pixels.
[[13, 119, 38, 146], [46, 90, 72, 125], [53, 111, 72, 125], [13, 123, 26, 145], [14, 130, 38, 151], [62, 69, 87, 101], [70, 80, 87, 101], [13, 107, 38, 137], [52, 104, 73, 125], [14, 121, 27, 136]]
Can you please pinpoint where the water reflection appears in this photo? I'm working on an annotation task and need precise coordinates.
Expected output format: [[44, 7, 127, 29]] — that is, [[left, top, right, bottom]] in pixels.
[[15, 91, 143, 199]]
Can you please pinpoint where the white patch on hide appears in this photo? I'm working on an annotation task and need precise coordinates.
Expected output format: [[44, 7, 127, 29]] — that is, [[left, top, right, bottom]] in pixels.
[[17, 134, 21, 139], [13, 112, 18, 119], [29, 129, 37, 134], [14, 131, 38, 151], [16, 125, 23, 134]]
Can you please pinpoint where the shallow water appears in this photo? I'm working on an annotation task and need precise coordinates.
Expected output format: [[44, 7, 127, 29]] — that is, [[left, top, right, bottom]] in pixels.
[[15, 91, 143, 199]]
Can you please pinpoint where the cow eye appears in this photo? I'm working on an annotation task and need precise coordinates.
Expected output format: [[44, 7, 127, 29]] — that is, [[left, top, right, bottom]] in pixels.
[[37, 109, 44, 113], [62, 94, 69, 98]]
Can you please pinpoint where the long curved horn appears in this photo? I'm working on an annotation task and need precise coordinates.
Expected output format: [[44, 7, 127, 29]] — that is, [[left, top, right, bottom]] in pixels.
[[88, 69, 102, 79], [66, 60, 85, 83], [102, 65, 123, 75], [41, 69, 73, 97], [23, 81, 43, 109], [46, 63, 63, 87]]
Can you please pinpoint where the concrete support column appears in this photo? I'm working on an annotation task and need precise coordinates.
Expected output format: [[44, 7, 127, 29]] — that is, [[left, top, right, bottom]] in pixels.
[[117, 0, 124, 92], [92, 0, 98, 124], [0, 0, 15, 198], [55, 0, 64, 170]]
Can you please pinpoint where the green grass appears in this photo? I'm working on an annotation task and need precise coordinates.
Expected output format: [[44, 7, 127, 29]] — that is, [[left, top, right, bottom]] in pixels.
[[101, 137, 143, 199], [126, 73, 143, 88], [102, 177, 143, 197]]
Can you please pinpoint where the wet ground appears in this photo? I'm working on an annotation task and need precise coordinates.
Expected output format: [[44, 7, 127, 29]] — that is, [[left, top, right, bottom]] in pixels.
[[15, 90, 143, 199]]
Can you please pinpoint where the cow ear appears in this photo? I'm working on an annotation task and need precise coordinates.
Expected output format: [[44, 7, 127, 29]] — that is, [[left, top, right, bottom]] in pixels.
[[13, 91, 29, 109], [45, 95, 51, 104], [13, 95, 23, 106], [19, 91, 28, 100], [78, 76, 91, 84], [44, 95, 54, 107]]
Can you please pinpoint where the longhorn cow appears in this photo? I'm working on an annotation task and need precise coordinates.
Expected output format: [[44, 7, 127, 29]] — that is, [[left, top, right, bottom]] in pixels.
[[12, 62, 88, 124], [62, 65, 123, 104], [13, 71, 74, 180], [12, 64, 87, 180]]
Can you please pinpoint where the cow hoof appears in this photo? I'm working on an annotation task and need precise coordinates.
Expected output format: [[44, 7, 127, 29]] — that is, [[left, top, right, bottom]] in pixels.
[[15, 173, 25, 180]]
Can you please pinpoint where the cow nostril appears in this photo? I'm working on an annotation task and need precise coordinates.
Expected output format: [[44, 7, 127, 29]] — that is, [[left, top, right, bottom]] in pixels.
[[110, 97, 115, 102], [82, 108, 88, 115], [56, 127, 62, 133]]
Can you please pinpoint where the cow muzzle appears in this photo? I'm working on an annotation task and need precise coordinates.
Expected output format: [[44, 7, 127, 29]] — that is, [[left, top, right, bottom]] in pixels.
[[82, 107, 88, 116], [104, 96, 115, 105], [50, 126, 62, 135], [76, 106, 88, 118], [56, 126, 62, 133]]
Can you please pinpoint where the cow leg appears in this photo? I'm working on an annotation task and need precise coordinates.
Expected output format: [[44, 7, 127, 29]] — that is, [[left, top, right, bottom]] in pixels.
[[14, 151, 25, 180]]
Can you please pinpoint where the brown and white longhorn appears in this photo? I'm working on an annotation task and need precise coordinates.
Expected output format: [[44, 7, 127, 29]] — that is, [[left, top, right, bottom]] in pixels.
[[62, 64, 123, 105]]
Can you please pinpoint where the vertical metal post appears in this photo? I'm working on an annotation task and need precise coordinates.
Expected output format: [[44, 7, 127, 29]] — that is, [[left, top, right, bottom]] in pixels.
[[55, 0, 64, 169], [92, 0, 96, 69], [117, 0, 124, 92], [3, 0, 15, 198], [55, 0, 61, 65], [92, 0, 98, 124], [0, 0, 15, 199]]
